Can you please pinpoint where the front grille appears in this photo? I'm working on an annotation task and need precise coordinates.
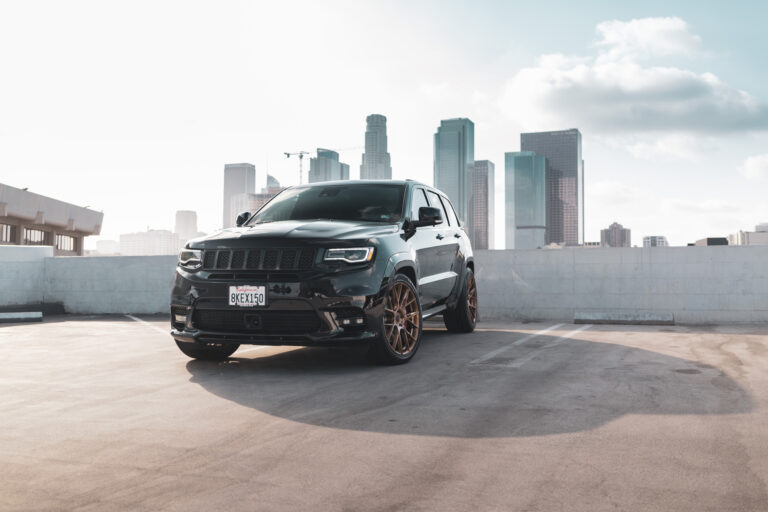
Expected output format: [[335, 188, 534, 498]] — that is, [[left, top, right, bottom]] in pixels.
[[193, 309, 321, 335], [202, 248, 315, 271]]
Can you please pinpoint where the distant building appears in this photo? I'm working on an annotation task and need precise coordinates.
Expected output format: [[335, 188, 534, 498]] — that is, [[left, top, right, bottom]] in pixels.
[[583, 242, 601, 247], [360, 114, 392, 180], [467, 160, 494, 249], [601, 222, 631, 248], [521, 129, 584, 245], [119, 230, 180, 256], [230, 175, 285, 218], [434, 118, 474, 221], [175, 211, 198, 242], [643, 236, 669, 247], [729, 223, 768, 246], [695, 237, 728, 246], [505, 151, 547, 250], [0, 182, 103, 256], [223, 163, 256, 228], [308, 149, 349, 183]]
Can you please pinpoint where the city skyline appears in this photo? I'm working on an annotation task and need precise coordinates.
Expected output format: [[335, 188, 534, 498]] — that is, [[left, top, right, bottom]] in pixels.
[[2, 2, 767, 248], [434, 118, 474, 222]]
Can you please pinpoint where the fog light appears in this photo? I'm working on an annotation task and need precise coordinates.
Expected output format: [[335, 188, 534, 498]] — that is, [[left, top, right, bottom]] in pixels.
[[174, 313, 187, 324], [341, 319, 351, 325], [354, 318, 364, 325]]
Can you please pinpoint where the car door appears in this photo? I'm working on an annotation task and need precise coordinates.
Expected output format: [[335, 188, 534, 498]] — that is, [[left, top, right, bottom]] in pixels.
[[421, 190, 459, 305], [408, 187, 443, 308]]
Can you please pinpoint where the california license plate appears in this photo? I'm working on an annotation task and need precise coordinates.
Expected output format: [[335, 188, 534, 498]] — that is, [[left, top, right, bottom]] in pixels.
[[228, 285, 267, 307]]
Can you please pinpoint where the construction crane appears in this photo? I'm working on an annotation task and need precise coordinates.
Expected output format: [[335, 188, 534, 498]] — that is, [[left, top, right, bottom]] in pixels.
[[284, 151, 310, 184]]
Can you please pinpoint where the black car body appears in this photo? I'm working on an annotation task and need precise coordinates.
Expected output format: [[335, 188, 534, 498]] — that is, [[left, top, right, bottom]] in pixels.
[[170, 180, 478, 364]]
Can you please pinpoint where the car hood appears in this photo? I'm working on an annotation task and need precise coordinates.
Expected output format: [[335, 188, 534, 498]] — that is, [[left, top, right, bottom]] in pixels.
[[190, 220, 400, 246]]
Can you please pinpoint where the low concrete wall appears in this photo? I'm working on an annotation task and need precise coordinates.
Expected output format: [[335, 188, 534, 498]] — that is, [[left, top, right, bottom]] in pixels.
[[43, 256, 178, 314], [0, 247, 766, 322], [0, 246, 53, 307], [475, 247, 768, 324]]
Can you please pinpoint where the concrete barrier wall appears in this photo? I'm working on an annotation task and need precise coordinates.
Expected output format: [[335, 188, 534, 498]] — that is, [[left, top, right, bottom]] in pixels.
[[474, 247, 768, 324], [0, 246, 53, 307], [0, 247, 766, 322], [43, 256, 178, 314]]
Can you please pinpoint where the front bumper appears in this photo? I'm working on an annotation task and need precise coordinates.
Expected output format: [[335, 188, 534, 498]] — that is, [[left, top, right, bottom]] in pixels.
[[170, 266, 387, 347]]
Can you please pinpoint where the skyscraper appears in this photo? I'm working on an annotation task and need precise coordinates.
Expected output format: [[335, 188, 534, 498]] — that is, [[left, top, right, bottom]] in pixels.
[[434, 118, 474, 221], [360, 114, 392, 180], [223, 163, 256, 228], [174, 210, 198, 243], [467, 160, 494, 250], [643, 236, 669, 247], [505, 151, 547, 250], [601, 222, 631, 247], [308, 149, 350, 183], [521, 129, 584, 245]]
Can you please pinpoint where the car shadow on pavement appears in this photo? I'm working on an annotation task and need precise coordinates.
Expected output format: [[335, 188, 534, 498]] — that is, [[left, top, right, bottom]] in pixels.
[[184, 329, 754, 438]]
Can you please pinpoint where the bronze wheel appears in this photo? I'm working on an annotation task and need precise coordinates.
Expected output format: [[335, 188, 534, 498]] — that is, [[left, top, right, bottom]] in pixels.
[[443, 267, 477, 333], [467, 272, 478, 324], [384, 281, 421, 356], [371, 273, 423, 364]]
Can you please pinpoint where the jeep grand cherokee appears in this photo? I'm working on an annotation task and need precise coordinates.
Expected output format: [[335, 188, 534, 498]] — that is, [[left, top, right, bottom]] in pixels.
[[170, 180, 477, 364]]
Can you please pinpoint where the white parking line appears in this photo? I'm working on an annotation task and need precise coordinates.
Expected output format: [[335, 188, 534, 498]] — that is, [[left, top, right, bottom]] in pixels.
[[125, 314, 169, 336], [506, 324, 592, 368], [470, 323, 564, 364]]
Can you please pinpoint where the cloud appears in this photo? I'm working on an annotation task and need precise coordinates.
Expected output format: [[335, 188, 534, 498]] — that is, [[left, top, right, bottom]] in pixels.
[[500, 17, 768, 135], [625, 134, 714, 161], [594, 17, 701, 61], [739, 154, 768, 180]]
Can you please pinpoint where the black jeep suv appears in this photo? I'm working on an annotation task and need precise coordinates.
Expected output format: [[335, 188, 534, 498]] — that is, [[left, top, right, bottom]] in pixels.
[[170, 180, 477, 364]]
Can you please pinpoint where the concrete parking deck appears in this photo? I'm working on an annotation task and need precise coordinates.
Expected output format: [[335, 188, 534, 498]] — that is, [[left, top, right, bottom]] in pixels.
[[1, 317, 767, 511]]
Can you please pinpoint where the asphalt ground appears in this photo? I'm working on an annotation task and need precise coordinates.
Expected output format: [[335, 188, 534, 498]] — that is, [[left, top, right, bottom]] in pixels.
[[1, 316, 767, 511]]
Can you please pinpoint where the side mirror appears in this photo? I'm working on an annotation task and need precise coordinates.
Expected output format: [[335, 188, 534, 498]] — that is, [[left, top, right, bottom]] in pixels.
[[414, 206, 443, 227], [235, 211, 251, 227]]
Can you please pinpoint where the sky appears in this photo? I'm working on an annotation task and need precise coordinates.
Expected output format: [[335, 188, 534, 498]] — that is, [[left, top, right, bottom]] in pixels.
[[1, 0, 767, 248]]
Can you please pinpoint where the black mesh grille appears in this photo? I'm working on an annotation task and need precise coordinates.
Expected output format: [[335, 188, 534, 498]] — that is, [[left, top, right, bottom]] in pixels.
[[280, 249, 297, 269], [216, 251, 230, 269], [231, 250, 245, 269], [246, 250, 261, 269], [193, 310, 321, 334], [299, 248, 314, 269], [203, 248, 315, 272], [263, 249, 279, 270], [203, 251, 216, 269]]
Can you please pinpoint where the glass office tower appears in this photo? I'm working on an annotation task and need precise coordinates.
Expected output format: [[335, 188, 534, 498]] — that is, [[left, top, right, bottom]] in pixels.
[[505, 151, 547, 250], [468, 160, 494, 250], [434, 118, 474, 221], [521, 129, 584, 245], [360, 114, 392, 180], [308, 149, 350, 183], [222, 163, 256, 228]]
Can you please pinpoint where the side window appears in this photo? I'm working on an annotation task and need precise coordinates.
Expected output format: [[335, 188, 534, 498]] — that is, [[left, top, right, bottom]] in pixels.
[[440, 196, 460, 227], [426, 190, 450, 226], [410, 188, 430, 219]]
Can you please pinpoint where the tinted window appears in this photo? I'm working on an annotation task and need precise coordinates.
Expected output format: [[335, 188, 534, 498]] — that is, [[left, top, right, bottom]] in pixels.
[[440, 196, 460, 227], [410, 188, 430, 219], [248, 184, 405, 224], [426, 190, 449, 226]]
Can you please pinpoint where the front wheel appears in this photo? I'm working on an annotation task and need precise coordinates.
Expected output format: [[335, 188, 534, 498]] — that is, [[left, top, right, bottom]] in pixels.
[[370, 273, 423, 365], [175, 340, 239, 361], [443, 268, 478, 333]]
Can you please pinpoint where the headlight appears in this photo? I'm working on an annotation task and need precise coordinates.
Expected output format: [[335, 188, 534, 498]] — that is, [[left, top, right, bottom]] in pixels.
[[178, 249, 202, 269], [324, 247, 374, 264]]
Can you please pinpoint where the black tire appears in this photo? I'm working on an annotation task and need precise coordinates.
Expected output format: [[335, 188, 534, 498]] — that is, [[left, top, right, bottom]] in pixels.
[[443, 267, 477, 333], [175, 340, 239, 361], [370, 273, 423, 365]]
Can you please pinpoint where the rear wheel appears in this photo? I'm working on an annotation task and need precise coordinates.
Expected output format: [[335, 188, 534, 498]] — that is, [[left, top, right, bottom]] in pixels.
[[175, 340, 239, 361], [443, 268, 477, 333], [370, 273, 423, 364]]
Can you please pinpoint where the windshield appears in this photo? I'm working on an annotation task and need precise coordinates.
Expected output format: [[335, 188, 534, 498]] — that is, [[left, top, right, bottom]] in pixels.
[[247, 183, 406, 224]]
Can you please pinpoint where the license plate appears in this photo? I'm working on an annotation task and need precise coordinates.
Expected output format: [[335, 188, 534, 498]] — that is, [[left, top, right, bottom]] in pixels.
[[228, 285, 267, 307]]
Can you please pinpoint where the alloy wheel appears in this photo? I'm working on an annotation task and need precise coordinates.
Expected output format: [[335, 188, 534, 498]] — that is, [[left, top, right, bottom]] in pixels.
[[383, 282, 420, 355], [467, 272, 478, 324]]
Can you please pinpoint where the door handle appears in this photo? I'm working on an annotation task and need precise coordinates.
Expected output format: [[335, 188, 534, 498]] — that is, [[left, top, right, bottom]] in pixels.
[[436, 234, 444, 240]]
